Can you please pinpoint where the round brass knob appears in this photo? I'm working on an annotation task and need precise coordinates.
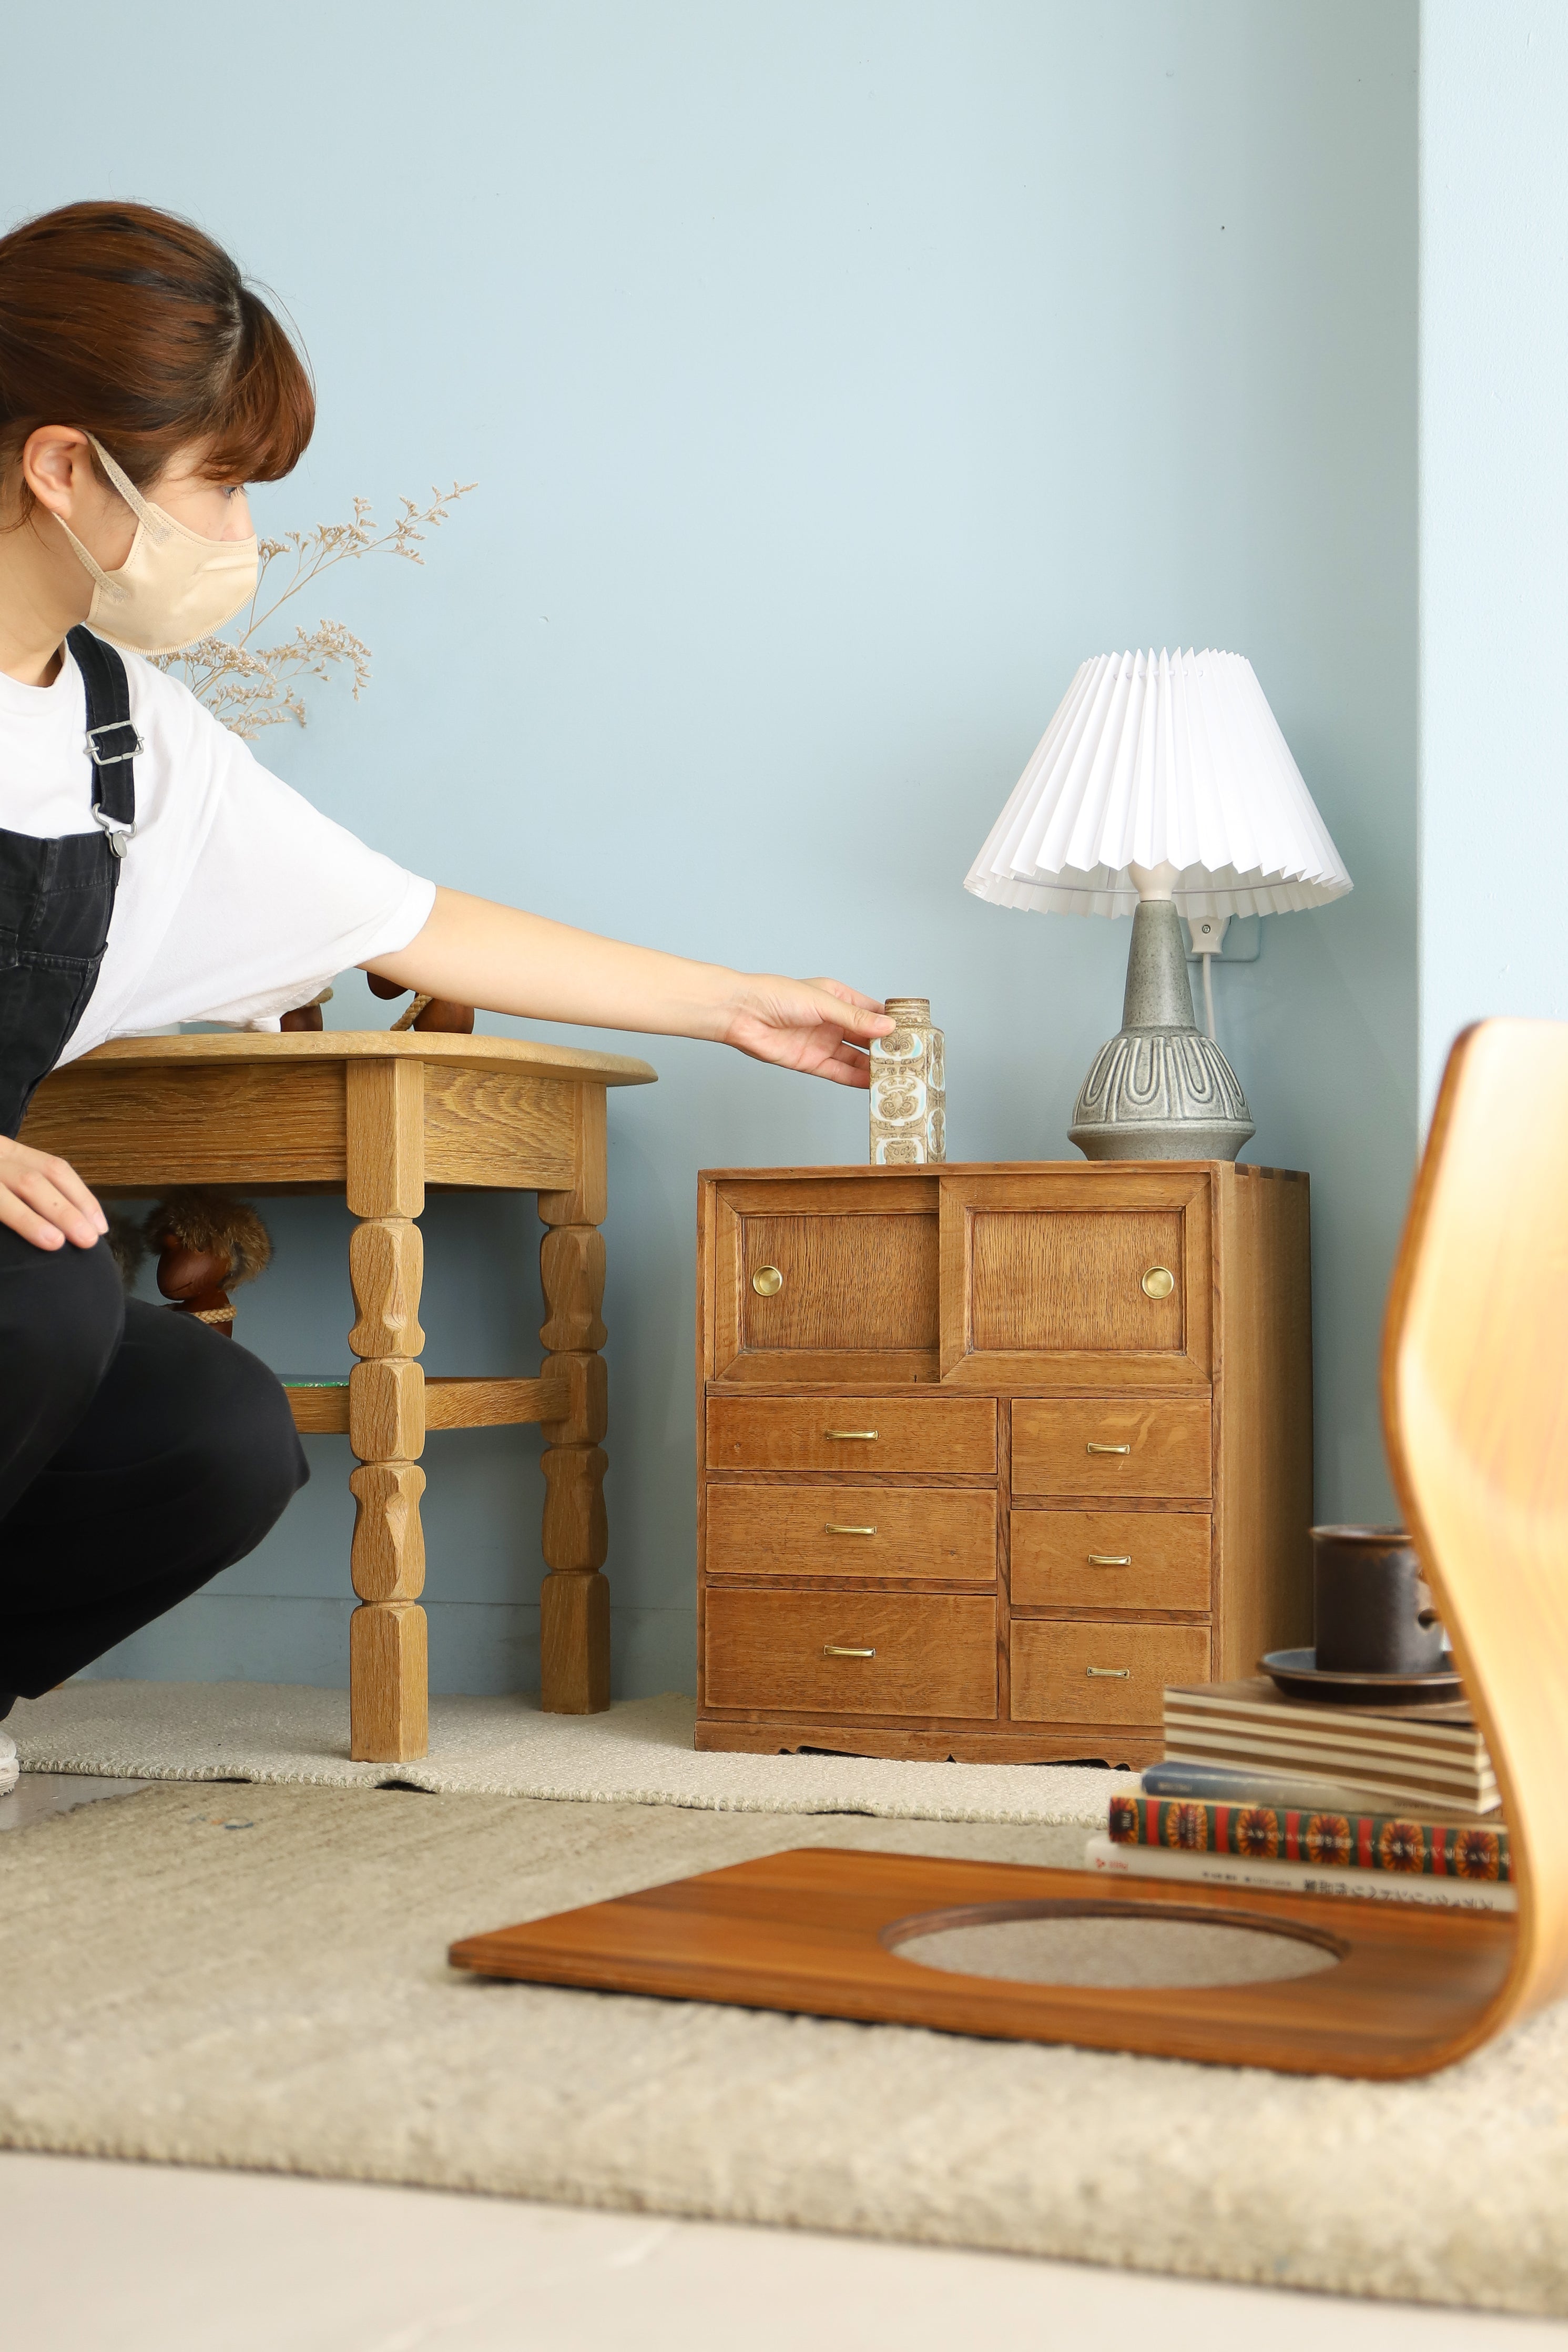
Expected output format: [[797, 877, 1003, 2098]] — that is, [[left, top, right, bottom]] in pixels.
[[1141, 1265, 1175, 1301], [751, 1264, 784, 1296]]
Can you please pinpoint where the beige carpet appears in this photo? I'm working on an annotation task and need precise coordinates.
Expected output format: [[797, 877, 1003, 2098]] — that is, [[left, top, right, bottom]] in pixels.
[[2, 1781, 1566, 2318], [8, 1681, 1132, 1824]]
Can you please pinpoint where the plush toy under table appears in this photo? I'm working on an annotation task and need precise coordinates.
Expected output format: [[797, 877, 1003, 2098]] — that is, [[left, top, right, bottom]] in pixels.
[[142, 1190, 272, 1337]]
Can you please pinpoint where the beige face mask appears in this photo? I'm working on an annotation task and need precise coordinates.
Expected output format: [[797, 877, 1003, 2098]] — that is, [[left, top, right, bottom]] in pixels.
[[55, 435, 259, 655]]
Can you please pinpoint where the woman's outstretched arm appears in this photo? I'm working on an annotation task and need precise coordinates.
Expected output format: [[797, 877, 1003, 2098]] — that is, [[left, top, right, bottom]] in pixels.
[[363, 887, 892, 1088]]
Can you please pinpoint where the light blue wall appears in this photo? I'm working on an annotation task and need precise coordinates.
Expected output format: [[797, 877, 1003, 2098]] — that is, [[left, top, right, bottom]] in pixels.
[[1, 0, 1418, 1693], [1419, 1, 1568, 1118]]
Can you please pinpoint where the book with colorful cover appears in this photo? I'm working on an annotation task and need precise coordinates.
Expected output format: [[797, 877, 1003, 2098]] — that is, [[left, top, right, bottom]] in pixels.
[[1083, 1835, 1516, 1912], [1108, 1791, 1511, 1883]]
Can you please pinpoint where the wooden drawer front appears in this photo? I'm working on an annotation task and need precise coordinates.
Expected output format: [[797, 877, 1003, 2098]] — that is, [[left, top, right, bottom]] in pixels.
[[1011, 1620, 1211, 1725], [705, 1590, 997, 1718], [971, 1208, 1185, 1354], [739, 1213, 937, 1353], [937, 1172, 1212, 1389], [706, 1396, 997, 1475], [1011, 1398, 1210, 1499], [708, 1177, 941, 1384], [1011, 1510, 1211, 1611], [707, 1485, 996, 1583]]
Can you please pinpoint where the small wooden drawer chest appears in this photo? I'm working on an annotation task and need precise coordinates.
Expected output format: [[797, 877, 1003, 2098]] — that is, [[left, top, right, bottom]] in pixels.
[[695, 1162, 1312, 1767]]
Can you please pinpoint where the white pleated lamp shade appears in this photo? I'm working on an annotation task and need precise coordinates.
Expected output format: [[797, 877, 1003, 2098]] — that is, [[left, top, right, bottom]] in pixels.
[[965, 648, 1352, 919]]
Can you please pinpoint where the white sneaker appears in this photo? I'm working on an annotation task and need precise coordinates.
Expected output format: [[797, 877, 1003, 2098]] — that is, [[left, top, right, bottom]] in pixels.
[[0, 1732, 16, 1798]]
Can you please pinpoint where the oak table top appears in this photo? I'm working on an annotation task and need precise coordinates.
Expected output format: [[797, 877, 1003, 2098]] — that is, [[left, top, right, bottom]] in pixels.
[[53, 1030, 658, 1081]]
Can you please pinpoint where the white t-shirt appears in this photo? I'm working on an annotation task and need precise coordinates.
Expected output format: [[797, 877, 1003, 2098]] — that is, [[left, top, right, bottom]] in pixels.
[[0, 638, 435, 1061]]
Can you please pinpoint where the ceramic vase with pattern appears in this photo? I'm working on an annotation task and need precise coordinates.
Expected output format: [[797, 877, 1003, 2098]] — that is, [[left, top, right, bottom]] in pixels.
[[869, 998, 945, 1163]]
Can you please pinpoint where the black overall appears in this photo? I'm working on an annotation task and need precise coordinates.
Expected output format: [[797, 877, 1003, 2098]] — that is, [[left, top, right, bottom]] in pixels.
[[0, 630, 305, 1715]]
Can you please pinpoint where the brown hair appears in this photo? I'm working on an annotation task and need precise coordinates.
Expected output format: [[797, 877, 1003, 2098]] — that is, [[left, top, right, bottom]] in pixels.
[[0, 200, 313, 512]]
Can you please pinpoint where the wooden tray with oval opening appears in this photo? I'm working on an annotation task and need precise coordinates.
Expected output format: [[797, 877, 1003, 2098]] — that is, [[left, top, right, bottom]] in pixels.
[[450, 1021, 1566, 2078]]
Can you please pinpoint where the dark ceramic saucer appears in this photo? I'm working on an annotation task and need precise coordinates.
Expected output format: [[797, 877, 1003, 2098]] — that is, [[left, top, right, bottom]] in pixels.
[[1259, 1647, 1463, 1706]]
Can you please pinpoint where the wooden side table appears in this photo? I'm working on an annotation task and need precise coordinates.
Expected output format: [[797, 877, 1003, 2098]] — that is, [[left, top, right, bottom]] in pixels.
[[20, 1031, 656, 1761]]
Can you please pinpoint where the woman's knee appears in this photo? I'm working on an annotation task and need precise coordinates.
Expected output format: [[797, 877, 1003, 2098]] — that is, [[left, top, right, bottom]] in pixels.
[[0, 1232, 124, 1414], [179, 1335, 309, 1548]]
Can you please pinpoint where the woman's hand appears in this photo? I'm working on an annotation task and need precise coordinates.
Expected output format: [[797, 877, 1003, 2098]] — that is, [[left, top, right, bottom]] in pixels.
[[0, 1136, 108, 1251], [366, 891, 894, 1080], [720, 976, 890, 1088]]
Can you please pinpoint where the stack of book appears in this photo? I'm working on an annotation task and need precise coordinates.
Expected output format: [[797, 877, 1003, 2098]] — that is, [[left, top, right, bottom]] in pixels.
[[1085, 1678, 1513, 1911]]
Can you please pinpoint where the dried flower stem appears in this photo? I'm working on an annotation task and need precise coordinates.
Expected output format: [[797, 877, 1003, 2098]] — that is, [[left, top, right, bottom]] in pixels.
[[154, 482, 476, 739]]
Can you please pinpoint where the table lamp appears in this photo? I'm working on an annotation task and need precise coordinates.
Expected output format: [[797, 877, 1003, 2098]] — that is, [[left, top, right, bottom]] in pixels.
[[965, 647, 1351, 1158]]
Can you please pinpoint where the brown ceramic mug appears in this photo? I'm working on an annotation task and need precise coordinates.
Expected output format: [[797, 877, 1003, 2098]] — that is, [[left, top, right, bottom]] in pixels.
[[1310, 1524, 1445, 1674]]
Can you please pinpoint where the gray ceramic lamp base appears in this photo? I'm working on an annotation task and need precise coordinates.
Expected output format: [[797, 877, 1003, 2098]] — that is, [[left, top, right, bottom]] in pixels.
[[1069, 900, 1255, 1162]]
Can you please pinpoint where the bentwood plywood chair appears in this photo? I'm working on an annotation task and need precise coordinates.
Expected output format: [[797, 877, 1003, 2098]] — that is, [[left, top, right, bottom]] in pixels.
[[452, 1020, 1568, 2080]]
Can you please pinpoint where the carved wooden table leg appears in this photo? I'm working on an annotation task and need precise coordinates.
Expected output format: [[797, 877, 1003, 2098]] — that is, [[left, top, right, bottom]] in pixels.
[[537, 1083, 610, 1712], [346, 1057, 429, 1760]]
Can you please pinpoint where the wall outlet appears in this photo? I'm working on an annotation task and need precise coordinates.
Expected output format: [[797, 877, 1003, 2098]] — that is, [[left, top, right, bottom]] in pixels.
[[1187, 914, 1261, 964]]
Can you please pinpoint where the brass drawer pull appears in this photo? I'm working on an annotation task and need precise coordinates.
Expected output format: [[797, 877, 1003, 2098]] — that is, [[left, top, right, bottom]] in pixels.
[[824, 1524, 878, 1536], [1141, 1265, 1175, 1300], [826, 1428, 879, 1441], [1086, 1442, 1132, 1455], [751, 1264, 784, 1295], [1086, 1666, 1131, 1678], [823, 1645, 875, 1658], [1087, 1553, 1133, 1566]]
